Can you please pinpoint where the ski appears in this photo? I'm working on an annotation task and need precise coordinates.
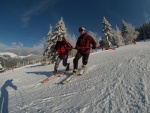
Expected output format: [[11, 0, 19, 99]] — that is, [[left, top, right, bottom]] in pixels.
[[78, 68, 85, 75], [40, 73, 59, 84], [36, 73, 61, 86], [61, 67, 87, 84], [59, 72, 66, 77], [61, 73, 76, 84], [78, 66, 88, 75], [59, 68, 73, 77], [37, 68, 73, 85]]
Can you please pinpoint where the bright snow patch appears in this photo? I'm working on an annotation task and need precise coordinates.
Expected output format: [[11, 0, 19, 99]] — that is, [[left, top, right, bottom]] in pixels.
[[0, 52, 18, 58]]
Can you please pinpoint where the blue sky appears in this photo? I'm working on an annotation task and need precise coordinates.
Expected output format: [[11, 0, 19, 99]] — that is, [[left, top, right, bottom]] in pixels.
[[0, 0, 150, 48]]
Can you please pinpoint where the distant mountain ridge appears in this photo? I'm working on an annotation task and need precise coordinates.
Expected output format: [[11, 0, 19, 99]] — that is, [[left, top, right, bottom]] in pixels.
[[0, 52, 35, 59], [0, 52, 42, 69]]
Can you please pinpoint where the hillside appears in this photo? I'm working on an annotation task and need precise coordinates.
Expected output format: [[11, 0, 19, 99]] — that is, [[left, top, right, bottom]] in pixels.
[[0, 40, 150, 113], [0, 52, 41, 69]]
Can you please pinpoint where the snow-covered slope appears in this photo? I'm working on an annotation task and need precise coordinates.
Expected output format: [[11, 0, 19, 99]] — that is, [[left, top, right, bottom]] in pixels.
[[0, 52, 18, 58], [0, 41, 150, 113], [0, 52, 36, 59]]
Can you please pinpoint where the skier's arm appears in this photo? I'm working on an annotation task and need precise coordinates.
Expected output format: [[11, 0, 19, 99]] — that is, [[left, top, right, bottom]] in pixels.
[[75, 38, 80, 50], [63, 40, 73, 51], [90, 36, 96, 49]]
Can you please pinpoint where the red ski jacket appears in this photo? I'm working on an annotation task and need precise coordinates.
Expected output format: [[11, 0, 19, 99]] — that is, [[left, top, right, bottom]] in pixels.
[[75, 33, 96, 54], [55, 39, 73, 57]]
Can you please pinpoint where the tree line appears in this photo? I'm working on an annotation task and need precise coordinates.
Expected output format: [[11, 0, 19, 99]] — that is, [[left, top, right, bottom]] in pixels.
[[41, 17, 149, 65]]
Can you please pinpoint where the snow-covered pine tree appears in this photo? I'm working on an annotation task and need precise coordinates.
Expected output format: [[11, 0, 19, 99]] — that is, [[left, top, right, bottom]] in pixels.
[[138, 26, 145, 41], [40, 37, 48, 52], [88, 31, 100, 46], [88, 31, 101, 52], [68, 34, 77, 57], [142, 23, 150, 40], [122, 20, 139, 45], [112, 25, 124, 47], [122, 20, 129, 45], [41, 17, 68, 65], [102, 17, 113, 47]]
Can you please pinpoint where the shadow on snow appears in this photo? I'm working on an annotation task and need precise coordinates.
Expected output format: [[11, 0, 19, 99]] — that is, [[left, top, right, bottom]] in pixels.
[[0, 79, 17, 113]]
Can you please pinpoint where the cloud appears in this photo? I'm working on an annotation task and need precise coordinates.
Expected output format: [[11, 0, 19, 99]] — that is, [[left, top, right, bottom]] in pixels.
[[21, 0, 60, 27], [144, 12, 150, 22], [0, 42, 44, 56], [0, 43, 9, 51], [11, 42, 24, 48]]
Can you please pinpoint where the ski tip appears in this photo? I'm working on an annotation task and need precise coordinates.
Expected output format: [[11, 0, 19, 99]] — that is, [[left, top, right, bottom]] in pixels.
[[59, 74, 64, 77], [62, 81, 67, 84], [36, 83, 41, 86], [61, 80, 69, 84]]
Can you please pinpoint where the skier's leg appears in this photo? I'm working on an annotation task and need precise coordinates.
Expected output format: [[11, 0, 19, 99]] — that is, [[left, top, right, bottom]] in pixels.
[[73, 51, 82, 70], [62, 56, 68, 67], [54, 56, 62, 73], [82, 54, 89, 66], [62, 56, 70, 71]]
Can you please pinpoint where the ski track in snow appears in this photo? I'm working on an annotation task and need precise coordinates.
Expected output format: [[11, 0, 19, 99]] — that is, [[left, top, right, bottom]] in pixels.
[[0, 41, 150, 113]]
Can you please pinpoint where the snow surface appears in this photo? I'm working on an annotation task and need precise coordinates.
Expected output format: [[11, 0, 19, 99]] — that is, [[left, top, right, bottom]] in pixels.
[[0, 52, 34, 59], [0, 52, 18, 58], [0, 41, 150, 113], [19, 54, 34, 59]]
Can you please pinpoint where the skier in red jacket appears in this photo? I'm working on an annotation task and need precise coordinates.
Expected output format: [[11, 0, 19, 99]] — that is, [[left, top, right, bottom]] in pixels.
[[72, 27, 96, 74], [53, 35, 73, 74]]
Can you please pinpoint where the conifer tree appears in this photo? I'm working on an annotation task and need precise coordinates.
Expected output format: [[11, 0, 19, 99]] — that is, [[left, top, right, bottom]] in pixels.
[[102, 17, 113, 47], [88, 31, 100, 46], [122, 20, 128, 44], [136, 22, 150, 41], [68, 34, 77, 57], [41, 17, 68, 65], [122, 20, 139, 45], [112, 25, 124, 47]]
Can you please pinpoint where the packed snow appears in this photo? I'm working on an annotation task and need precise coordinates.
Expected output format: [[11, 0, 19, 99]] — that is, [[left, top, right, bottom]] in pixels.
[[0, 40, 150, 113]]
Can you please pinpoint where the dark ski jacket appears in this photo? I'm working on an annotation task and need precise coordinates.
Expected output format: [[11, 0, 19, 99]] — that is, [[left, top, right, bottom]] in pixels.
[[55, 39, 73, 57], [75, 33, 96, 54]]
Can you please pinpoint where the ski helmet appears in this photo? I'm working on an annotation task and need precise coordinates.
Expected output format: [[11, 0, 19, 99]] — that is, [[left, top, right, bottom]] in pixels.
[[79, 27, 86, 32]]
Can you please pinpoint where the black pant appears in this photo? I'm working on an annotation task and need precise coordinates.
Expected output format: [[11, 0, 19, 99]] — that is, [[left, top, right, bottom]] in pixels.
[[73, 51, 89, 69], [54, 56, 68, 71]]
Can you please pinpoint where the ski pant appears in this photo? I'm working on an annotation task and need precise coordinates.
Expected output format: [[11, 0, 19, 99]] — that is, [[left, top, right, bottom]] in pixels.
[[73, 51, 89, 69], [54, 56, 68, 70]]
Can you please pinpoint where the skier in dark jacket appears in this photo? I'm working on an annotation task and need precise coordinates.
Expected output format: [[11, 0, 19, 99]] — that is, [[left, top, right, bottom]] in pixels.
[[72, 27, 96, 74], [53, 35, 73, 74]]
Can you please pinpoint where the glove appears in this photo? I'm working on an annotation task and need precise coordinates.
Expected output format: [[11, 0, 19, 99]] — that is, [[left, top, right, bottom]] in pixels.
[[92, 46, 96, 49]]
